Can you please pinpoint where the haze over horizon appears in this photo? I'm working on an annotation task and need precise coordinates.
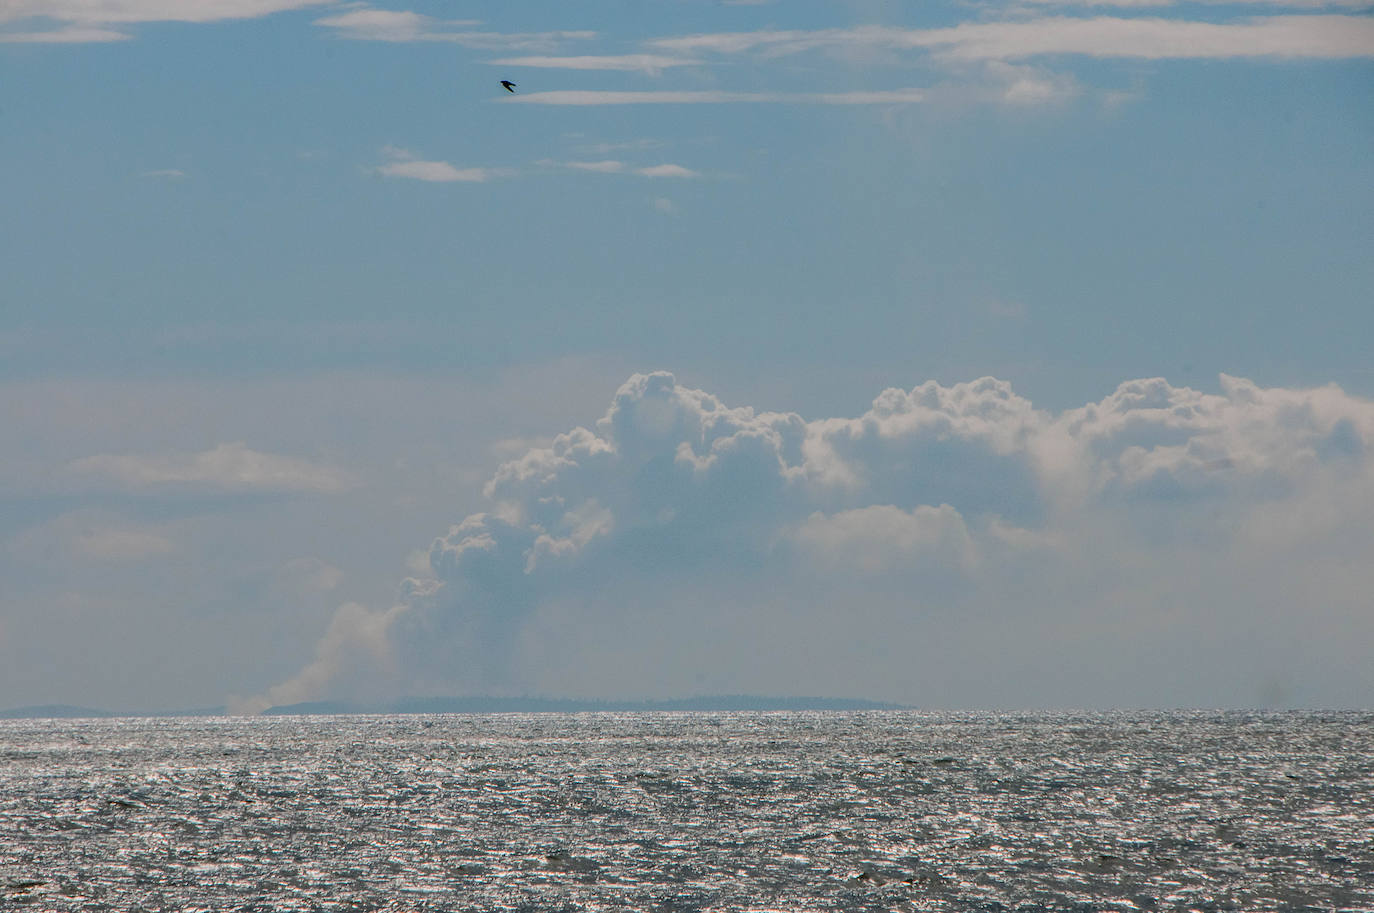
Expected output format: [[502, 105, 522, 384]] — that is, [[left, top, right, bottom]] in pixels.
[[3, 0, 1372, 713]]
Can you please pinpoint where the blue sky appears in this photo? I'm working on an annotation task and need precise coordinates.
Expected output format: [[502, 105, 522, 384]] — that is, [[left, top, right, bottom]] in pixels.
[[2, 0, 1372, 711]]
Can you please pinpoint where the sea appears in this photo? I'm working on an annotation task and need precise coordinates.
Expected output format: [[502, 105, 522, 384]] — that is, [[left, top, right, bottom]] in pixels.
[[2, 711, 1370, 912]]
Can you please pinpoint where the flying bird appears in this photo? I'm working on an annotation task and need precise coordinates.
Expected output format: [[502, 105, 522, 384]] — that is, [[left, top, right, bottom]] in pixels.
[[500, 80, 516, 93]]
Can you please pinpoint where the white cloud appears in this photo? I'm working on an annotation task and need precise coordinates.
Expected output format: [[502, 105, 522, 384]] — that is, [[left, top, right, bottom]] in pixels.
[[69, 441, 354, 493], [1, 0, 330, 24], [377, 160, 492, 183], [0, 24, 128, 41], [490, 54, 699, 73], [527, 499, 615, 571], [313, 8, 594, 50], [374, 146, 494, 183], [1, 0, 331, 38], [0, 363, 640, 713], [1014, 0, 1173, 6], [1042, 374, 1373, 507], [508, 89, 927, 105], [256, 370, 1374, 709], [636, 164, 701, 178], [564, 160, 628, 173], [550, 161, 702, 178], [446, 30, 598, 52], [928, 14, 1374, 60], [984, 62, 1082, 104], [311, 8, 437, 41], [793, 504, 976, 573], [648, 15, 1374, 61], [1018, 0, 1374, 7]]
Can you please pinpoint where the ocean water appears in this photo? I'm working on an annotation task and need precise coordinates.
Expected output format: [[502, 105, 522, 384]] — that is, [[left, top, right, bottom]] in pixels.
[[1, 712, 1370, 912]]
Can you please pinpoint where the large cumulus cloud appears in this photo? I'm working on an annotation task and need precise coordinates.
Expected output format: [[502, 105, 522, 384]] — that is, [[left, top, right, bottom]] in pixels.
[[248, 371, 1374, 710]]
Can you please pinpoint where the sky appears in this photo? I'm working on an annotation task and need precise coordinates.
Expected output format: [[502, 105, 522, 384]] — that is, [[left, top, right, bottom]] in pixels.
[[2, 0, 1372, 712]]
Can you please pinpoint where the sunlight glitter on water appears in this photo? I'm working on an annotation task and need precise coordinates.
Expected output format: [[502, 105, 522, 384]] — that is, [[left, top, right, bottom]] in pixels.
[[2, 711, 1371, 912]]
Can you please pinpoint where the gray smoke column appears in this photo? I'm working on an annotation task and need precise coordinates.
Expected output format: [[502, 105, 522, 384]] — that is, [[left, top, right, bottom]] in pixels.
[[244, 370, 1374, 710]]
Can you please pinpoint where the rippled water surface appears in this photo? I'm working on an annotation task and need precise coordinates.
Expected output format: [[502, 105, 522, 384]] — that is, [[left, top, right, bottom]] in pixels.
[[3, 712, 1371, 911]]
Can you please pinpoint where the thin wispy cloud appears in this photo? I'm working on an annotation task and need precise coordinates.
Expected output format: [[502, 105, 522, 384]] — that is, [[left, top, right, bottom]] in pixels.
[[310, 8, 445, 42], [314, 7, 594, 51], [927, 14, 1374, 60], [0, 0, 331, 24], [377, 160, 493, 182], [1011, 0, 1173, 6], [1, 0, 330, 40], [70, 442, 355, 494], [0, 24, 128, 41], [649, 15, 1374, 61], [554, 160, 703, 178], [490, 54, 700, 73], [509, 89, 927, 105], [1014, 0, 1374, 7], [139, 168, 186, 179], [563, 160, 631, 173], [636, 164, 700, 178], [983, 62, 1082, 104], [374, 147, 495, 183]]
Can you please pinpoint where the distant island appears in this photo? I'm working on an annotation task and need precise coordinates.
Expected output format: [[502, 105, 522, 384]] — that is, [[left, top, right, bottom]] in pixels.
[[1, 696, 906, 719], [265, 696, 907, 715]]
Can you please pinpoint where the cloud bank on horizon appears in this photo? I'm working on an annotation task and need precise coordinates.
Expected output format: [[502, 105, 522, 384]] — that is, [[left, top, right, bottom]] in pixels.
[[243, 370, 1374, 711]]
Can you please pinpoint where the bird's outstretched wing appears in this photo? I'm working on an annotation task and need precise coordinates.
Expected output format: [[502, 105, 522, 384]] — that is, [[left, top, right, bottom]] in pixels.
[[501, 80, 516, 93]]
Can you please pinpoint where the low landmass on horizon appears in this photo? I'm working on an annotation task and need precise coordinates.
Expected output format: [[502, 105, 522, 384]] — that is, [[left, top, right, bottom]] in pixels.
[[0, 696, 905, 720]]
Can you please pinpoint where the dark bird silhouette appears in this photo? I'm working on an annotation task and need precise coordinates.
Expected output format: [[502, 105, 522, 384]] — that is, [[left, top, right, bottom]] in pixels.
[[500, 80, 516, 93]]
